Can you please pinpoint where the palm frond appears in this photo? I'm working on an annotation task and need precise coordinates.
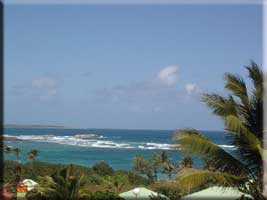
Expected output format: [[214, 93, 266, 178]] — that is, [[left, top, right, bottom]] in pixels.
[[224, 73, 250, 109], [202, 94, 237, 118], [246, 61, 263, 100], [173, 129, 249, 176], [225, 115, 263, 156], [225, 115, 263, 179], [177, 168, 247, 192]]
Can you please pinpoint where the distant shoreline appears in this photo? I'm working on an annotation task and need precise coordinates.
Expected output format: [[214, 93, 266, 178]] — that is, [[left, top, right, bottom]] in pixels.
[[4, 124, 224, 132], [4, 124, 79, 129]]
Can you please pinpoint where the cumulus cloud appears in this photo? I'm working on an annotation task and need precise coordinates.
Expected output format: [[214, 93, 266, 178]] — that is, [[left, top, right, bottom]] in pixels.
[[93, 65, 204, 112], [94, 65, 183, 112], [157, 65, 179, 86], [31, 77, 59, 100], [95, 80, 180, 104], [9, 77, 60, 102], [32, 78, 57, 89], [185, 83, 200, 95]]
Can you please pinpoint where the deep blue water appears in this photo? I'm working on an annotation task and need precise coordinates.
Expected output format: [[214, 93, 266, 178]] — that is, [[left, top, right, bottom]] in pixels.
[[4, 128, 233, 172]]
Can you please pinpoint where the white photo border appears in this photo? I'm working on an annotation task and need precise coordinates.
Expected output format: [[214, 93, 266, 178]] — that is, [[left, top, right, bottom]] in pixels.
[[3, 0, 266, 197]]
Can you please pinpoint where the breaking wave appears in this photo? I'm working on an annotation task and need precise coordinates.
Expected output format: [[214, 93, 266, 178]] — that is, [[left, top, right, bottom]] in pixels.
[[4, 134, 177, 150]]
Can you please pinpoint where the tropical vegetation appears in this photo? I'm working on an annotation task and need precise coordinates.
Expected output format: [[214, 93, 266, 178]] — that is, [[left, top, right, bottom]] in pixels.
[[173, 62, 266, 199], [2, 62, 265, 200], [132, 151, 177, 181]]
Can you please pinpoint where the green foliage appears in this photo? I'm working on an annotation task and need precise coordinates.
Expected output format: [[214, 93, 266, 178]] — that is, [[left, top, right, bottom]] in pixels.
[[13, 147, 21, 160], [87, 191, 124, 200], [28, 149, 39, 161], [26, 190, 123, 200], [203, 159, 216, 172], [32, 165, 90, 200], [101, 172, 129, 193], [4, 160, 152, 199], [132, 155, 154, 181], [177, 168, 246, 193], [3, 145, 13, 154], [179, 156, 193, 169], [159, 151, 170, 163], [162, 162, 174, 179], [86, 174, 102, 185], [121, 170, 151, 185], [173, 62, 266, 199], [92, 162, 114, 176], [149, 194, 169, 200], [26, 189, 49, 200], [173, 129, 247, 176], [151, 151, 162, 181], [4, 160, 96, 186], [132, 151, 176, 182], [152, 181, 182, 200]]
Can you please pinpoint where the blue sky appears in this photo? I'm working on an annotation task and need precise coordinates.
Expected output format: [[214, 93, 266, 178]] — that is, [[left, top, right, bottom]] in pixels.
[[5, 4, 262, 130]]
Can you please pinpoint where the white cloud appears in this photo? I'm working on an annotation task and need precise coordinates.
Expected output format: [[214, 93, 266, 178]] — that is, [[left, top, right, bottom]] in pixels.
[[93, 65, 184, 111], [157, 65, 179, 86], [185, 83, 199, 95], [32, 77, 57, 89], [31, 77, 59, 100], [9, 77, 60, 100]]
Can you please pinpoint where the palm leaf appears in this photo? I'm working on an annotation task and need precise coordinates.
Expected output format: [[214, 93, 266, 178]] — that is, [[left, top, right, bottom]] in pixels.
[[225, 115, 263, 156], [224, 73, 250, 109], [177, 168, 247, 192], [246, 61, 263, 100], [173, 129, 249, 177], [202, 94, 237, 118]]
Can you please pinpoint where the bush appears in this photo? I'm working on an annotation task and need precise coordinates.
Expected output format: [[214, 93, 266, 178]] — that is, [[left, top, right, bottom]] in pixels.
[[87, 174, 102, 185], [151, 181, 182, 200], [3, 160, 154, 200], [125, 171, 151, 185], [26, 189, 48, 200], [88, 191, 124, 200], [92, 162, 114, 176]]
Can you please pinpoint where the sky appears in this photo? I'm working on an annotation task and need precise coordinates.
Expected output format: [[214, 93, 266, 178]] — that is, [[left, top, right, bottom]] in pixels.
[[4, 4, 263, 130]]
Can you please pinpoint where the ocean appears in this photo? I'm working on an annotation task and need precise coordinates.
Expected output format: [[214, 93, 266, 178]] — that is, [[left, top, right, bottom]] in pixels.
[[3, 128, 235, 171]]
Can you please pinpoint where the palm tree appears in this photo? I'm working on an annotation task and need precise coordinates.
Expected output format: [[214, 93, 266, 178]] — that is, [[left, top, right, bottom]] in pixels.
[[179, 156, 193, 170], [3, 145, 12, 154], [203, 159, 216, 172], [28, 149, 39, 179], [151, 151, 162, 181], [173, 62, 266, 199], [102, 173, 129, 194], [162, 161, 174, 180], [132, 155, 154, 181], [13, 148, 21, 161], [28, 149, 39, 161], [160, 151, 169, 163], [12, 148, 22, 184], [31, 165, 89, 200]]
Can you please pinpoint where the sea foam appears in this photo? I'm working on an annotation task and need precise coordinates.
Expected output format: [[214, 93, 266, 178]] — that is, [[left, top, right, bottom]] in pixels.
[[4, 134, 177, 150]]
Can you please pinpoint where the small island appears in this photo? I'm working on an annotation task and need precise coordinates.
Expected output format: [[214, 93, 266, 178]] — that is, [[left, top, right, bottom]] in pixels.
[[74, 133, 100, 139], [2, 135, 21, 141]]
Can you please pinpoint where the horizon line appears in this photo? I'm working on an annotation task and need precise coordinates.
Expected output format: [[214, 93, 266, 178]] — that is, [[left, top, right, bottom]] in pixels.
[[4, 123, 225, 132]]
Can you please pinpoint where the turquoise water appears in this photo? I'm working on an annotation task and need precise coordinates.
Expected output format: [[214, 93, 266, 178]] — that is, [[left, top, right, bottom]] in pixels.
[[4, 128, 234, 171]]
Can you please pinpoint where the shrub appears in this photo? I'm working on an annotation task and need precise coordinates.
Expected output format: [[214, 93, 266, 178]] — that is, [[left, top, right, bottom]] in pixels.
[[92, 162, 114, 176], [151, 181, 182, 200], [88, 191, 124, 200]]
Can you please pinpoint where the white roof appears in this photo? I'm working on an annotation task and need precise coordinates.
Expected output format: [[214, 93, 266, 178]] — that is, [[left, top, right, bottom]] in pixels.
[[181, 186, 253, 200], [119, 187, 170, 200], [22, 179, 38, 186]]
